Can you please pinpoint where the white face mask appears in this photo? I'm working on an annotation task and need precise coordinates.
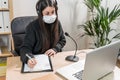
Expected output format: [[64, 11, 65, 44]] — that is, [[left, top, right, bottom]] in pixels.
[[43, 15, 57, 24]]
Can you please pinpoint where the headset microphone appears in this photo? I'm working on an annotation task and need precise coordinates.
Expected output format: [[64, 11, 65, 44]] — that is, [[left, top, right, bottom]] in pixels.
[[65, 32, 79, 62]]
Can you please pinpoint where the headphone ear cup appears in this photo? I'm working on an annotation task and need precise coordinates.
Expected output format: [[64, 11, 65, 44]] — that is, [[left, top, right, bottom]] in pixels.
[[37, 9, 39, 14], [36, 1, 40, 15], [36, 2, 40, 15]]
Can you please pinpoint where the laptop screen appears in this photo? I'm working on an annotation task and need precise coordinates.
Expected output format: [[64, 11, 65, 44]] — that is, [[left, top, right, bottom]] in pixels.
[[82, 40, 120, 80]]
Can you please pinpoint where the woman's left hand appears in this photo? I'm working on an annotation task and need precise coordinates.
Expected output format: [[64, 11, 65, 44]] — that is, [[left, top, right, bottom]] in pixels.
[[45, 49, 56, 57]]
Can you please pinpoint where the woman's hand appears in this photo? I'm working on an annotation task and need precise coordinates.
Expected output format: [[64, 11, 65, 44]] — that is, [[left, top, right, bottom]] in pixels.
[[45, 49, 56, 57], [27, 58, 37, 68]]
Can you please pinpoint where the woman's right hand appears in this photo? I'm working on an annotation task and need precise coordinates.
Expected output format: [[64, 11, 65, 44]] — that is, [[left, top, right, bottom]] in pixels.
[[27, 58, 37, 68]]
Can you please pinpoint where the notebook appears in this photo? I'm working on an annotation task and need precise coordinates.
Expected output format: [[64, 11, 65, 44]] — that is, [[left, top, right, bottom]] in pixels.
[[56, 40, 120, 80]]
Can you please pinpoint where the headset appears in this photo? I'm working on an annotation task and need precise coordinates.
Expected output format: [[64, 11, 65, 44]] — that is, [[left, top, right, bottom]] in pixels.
[[36, 0, 41, 15], [36, 0, 57, 15]]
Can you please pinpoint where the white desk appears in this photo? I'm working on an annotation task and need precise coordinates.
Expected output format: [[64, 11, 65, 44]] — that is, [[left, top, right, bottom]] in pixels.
[[6, 49, 120, 80]]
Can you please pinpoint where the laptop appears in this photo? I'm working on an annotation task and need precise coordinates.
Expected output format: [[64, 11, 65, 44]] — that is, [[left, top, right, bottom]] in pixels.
[[56, 40, 120, 80]]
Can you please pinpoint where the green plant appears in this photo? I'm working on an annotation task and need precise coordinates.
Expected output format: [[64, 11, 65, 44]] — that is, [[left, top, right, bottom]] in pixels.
[[81, 0, 120, 48]]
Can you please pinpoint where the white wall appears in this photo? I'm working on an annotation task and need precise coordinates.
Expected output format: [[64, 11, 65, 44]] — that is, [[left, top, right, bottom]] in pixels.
[[12, 0, 38, 18], [57, 0, 88, 50]]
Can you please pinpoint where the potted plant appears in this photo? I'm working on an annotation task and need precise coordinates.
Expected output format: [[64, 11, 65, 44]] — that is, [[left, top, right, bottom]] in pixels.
[[80, 0, 120, 48]]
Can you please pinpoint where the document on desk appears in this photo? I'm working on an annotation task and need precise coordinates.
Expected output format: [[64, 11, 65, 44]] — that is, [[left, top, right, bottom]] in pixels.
[[21, 54, 53, 73]]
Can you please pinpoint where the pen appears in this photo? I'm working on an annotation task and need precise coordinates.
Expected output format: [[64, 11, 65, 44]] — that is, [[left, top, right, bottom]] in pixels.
[[26, 54, 34, 62], [26, 54, 35, 71]]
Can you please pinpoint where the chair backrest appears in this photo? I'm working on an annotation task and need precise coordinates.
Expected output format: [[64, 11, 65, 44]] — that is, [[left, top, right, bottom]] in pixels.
[[11, 16, 37, 56]]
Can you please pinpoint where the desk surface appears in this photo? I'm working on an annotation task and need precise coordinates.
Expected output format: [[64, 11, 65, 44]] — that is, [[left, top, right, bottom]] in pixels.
[[6, 49, 120, 80]]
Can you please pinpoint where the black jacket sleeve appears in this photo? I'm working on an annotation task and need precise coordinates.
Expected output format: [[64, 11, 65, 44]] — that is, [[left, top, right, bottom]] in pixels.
[[20, 23, 35, 63], [52, 22, 66, 52]]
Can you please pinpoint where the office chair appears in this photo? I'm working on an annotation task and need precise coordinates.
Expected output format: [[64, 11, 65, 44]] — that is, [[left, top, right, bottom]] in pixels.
[[11, 16, 37, 56]]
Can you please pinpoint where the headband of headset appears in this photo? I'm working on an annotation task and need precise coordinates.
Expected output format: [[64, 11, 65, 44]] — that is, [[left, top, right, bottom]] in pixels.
[[36, 0, 57, 14]]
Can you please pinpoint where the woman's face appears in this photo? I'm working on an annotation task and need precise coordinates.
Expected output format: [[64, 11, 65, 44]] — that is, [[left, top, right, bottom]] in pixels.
[[42, 6, 56, 16]]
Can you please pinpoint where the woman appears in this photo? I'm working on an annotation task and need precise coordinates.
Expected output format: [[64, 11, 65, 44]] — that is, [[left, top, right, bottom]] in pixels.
[[20, 0, 66, 68]]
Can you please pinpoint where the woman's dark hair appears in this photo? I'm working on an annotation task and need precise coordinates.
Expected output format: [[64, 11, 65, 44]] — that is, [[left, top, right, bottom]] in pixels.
[[36, 0, 59, 53]]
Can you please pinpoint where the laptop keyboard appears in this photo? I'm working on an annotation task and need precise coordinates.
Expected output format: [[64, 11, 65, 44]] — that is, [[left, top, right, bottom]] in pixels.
[[72, 70, 83, 80]]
